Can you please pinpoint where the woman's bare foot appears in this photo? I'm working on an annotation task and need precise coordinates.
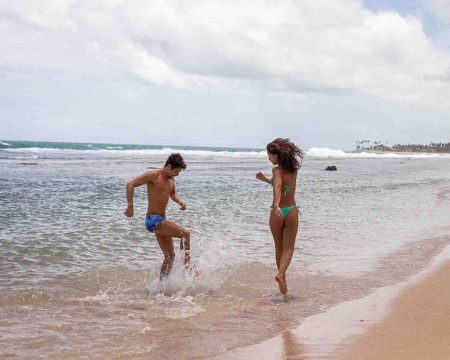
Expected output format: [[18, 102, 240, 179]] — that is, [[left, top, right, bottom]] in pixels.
[[275, 273, 287, 294]]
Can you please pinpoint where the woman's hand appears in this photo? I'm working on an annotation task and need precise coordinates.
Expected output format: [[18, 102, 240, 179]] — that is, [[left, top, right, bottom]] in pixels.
[[272, 205, 283, 219], [256, 172, 267, 182]]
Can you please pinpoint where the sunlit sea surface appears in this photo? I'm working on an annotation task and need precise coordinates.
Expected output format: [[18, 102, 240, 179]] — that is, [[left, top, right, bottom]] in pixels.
[[1, 140, 450, 359]]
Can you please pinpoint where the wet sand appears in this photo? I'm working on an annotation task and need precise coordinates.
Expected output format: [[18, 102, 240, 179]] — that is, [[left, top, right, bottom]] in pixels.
[[213, 245, 450, 360], [341, 260, 450, 360]]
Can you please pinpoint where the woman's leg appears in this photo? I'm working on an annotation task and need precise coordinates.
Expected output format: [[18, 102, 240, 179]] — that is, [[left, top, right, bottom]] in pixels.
[[269, 211, 284, 268], [270, 211, 285, 293], [277, 209, 298, 294]]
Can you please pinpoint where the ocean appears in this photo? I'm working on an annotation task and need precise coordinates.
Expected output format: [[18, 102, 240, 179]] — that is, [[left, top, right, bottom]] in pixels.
[[1, 140, 450, 359]]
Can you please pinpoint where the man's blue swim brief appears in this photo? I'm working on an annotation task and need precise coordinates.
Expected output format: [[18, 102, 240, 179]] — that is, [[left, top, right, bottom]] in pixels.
[[145, 215, 166, 232]]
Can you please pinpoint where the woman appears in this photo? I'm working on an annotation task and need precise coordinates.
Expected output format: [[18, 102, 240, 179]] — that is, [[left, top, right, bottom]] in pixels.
[[256, 138, 303, 294]]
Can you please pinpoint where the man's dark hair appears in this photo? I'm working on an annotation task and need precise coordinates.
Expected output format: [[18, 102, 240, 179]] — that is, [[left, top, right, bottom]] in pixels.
[[164, 153, 187, 169]]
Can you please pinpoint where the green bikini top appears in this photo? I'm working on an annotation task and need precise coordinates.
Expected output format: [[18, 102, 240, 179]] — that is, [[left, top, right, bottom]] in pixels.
[[282, 185, 291, 197], [270, 179, 293, 197], [270, 179, 291, 196]]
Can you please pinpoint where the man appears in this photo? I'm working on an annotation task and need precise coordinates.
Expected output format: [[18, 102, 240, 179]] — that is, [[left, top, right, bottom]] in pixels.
[[124, 153, 194, 280]]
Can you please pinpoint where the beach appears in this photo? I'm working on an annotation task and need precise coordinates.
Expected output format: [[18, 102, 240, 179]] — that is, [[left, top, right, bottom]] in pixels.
[[216, 243, 450, 359], [342, 258, 450, 359], [1, 141, 450, 359]]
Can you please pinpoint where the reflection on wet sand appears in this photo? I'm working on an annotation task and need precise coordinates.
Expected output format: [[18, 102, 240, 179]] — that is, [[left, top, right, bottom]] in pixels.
[[281, 330, 307, 359]]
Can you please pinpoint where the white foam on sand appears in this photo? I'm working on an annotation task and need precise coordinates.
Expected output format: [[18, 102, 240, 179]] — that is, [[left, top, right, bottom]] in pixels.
[[139, 325, 153, 334], [212, 244, 450, 360], [147, 262, 212, 319], [148, 275, 210, 298], [148, 290, 206, 320], [71, 290, 111, 303], [162, 296, 205, 319]]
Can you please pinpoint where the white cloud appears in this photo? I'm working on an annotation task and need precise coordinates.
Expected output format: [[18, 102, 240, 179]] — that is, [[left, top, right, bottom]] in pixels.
[[1, 0, 450, 110]]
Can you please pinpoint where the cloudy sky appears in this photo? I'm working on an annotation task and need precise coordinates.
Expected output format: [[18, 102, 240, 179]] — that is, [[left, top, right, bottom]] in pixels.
[[1, 0, 450, 150]]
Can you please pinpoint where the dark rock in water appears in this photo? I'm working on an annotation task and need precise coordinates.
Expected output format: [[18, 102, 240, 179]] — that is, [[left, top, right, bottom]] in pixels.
[[325, 165, 337, 171], [20, 162, 39, 165]]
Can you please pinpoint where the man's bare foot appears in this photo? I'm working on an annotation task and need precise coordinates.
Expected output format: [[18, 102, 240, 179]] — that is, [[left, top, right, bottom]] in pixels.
[[275, 273, 287, 294], [193, 269, 202, 279], [184, 263, 202, 279]]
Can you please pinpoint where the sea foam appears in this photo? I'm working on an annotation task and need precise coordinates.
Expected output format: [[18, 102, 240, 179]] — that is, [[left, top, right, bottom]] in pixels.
[[3, 145, 449, 159]]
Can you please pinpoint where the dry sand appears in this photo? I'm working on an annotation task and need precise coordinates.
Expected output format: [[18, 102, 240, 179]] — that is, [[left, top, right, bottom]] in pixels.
[[341, 261, 450, 360]]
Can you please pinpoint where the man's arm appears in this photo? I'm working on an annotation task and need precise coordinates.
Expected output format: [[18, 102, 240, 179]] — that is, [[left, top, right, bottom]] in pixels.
[[170, 183, 186, 211], [124, 171, 155, 218]]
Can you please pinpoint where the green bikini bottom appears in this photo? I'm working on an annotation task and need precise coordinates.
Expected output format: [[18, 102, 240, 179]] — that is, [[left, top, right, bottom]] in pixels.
[[271, 205, 300, 220]]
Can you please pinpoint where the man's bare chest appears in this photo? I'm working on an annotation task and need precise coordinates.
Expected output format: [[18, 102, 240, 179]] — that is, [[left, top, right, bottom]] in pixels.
[[148, 179, 173, 196]]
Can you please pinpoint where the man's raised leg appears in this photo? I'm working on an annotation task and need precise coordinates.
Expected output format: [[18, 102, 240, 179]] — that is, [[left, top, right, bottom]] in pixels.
[[155, 221, 191, 268]]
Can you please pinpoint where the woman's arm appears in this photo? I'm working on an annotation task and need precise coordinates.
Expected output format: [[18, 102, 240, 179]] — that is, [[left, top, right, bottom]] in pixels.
[[256, 171, 272, 184], [271, 167, 282, 208]]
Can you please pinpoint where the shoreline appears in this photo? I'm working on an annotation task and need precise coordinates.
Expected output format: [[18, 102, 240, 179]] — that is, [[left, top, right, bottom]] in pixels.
[[341, 258, 450, 359], [212, 244, 450, 359]]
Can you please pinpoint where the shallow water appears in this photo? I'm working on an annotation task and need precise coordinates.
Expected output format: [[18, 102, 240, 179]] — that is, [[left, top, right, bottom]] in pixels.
[[1, 141, 450, 359]]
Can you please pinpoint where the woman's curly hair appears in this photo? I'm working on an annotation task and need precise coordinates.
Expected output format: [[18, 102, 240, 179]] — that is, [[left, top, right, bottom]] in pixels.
[[266, 138, 304, 172]]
